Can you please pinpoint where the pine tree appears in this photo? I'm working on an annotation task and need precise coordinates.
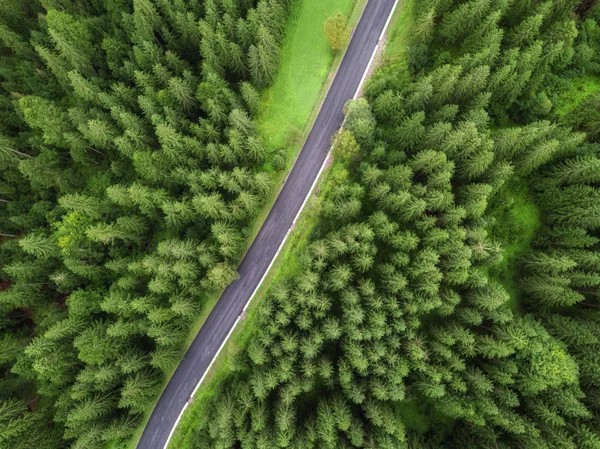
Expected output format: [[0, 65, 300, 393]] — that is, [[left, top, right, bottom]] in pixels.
[[411, 6, 436, 45], [240, 81, 260, 115], [394, 111, 426, 149], [118, 371, 161, 413], [18, 233, 59, 259], [58, 194, 103, 219], [46, 10, 94, 73], [439, 0, 493, 44], [549, 153, 600, 185]]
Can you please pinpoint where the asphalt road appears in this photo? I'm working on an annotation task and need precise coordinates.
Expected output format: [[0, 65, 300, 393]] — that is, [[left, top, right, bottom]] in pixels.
[[137, 1, 397, 447]]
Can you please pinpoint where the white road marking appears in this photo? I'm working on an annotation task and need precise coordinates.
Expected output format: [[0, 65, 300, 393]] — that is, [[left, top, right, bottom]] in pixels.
[[354, 44, 379, 100], [162, 317, 240, 449], [190, 316, 241, 398], [354, 0, 400, 99], [163, 402, 188, 449], [380, 0, 400, 42]]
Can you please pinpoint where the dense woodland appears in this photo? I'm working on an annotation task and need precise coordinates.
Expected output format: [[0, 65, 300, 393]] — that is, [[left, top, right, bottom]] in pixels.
[[182, 0, 600, 448], [0, 0, 293, 448], [3, 0, 600, 449]]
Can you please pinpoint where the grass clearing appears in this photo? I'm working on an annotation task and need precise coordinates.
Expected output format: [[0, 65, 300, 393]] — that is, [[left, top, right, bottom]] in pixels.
[[244, 0, 365, 245], [383, 0, 413, 63], [258, 0, 359, 152], [487, 181, 541, 313]]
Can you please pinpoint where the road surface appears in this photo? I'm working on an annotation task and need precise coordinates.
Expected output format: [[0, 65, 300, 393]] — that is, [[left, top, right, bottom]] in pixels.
[[137, 0, 397, 447]]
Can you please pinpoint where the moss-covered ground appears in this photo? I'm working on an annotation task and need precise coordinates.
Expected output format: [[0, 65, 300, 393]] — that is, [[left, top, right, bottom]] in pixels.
[[487, 181, 542, 313], [553, 74, 600, 120]]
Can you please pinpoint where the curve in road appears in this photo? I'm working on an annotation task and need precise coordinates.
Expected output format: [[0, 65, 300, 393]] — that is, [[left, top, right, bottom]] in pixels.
[[137, 1, 398, 447]]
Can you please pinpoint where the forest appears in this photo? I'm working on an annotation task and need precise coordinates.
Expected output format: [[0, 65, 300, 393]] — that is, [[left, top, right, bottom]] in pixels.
[[0, 0, 294, 448], [172, 0, 600, 448], [2, 0, 600, 449]]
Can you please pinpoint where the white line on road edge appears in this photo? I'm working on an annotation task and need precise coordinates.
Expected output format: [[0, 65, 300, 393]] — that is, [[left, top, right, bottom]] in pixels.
[[243, 226, 293, 313], [162, 317, 241, 449], [160, 2, 400, 448], [380, 0, 400, 42], [242, 149, 331, 316], [354, 0, 400, 99], [190, 316, 241, 398], [163, 402, 188, 449], [354, 44, 379, 100]]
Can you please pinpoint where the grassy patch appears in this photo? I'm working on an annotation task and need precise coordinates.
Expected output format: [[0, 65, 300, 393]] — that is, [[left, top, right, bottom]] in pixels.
[[258, 0, 358, 151], [244, 0, 365, 243], [553, 74, 600, 119], [383, 0, 413, 63], [487, 181, 541, 312]]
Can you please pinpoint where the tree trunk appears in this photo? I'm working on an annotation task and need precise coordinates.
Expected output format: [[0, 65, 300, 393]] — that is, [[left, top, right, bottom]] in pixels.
[[4, 146, 33, 159]]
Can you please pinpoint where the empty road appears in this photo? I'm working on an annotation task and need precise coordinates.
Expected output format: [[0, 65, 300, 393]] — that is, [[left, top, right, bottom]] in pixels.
[[137, 0, 398, 447]]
